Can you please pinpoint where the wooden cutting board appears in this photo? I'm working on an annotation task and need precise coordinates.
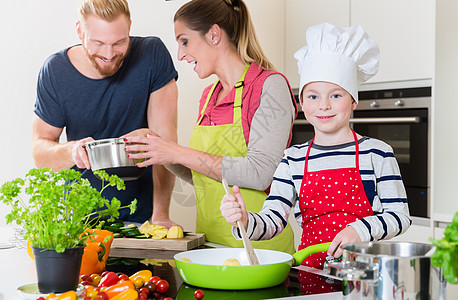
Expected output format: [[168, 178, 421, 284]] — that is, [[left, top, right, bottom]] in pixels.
[[111, 233, 205, 251]]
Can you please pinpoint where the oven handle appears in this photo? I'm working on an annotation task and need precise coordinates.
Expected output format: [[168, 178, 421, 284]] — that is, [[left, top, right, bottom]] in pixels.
[[294, 117, 420, 125]]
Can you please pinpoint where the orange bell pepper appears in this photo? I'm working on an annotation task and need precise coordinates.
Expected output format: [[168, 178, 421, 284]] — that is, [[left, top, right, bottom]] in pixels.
[[45, 290, 77, 300], [80, 229, 113, 275], [110, 288, 138, 300], [104, 280, 135, 298]]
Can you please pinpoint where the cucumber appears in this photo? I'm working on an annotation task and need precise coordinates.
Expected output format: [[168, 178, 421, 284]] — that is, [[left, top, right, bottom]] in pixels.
[[134, 234, 149, 239], [112, 233, 123, 238]]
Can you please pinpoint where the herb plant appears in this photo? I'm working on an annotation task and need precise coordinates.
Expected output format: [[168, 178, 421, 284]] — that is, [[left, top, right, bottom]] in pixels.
[[0, 168, 137, 253], [429, 211, 458, 284]]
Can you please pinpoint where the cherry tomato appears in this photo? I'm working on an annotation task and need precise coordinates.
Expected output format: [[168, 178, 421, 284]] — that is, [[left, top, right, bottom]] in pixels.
[[98, 291, 109, 300], [101, 271, 109, 278], [85, 288, 98, 298], [139, 287, 150, 295], [149, 275, 161, 284], [144, 281, 157, 293], [164, 298, 174, 300], [36, 298, 46, 300], [156, 279, 169, 293], [138, 293, 148, 300], [83, 297, 91, 300], [194, 289, 205, 299], [81, 280, 92, 286], [80, 274, 92, 282], [90, 273, 102, 286], [118, 273, 129, 281], [132, 277, 145, 289]]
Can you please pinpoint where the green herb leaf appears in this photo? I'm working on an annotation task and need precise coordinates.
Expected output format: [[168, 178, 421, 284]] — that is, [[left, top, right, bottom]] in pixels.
[[0, 168, 137, 253], [429, 211, 458, 284]]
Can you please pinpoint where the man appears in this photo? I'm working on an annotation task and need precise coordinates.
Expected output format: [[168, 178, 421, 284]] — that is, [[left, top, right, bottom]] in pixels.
[[32, 0, 179, 227]]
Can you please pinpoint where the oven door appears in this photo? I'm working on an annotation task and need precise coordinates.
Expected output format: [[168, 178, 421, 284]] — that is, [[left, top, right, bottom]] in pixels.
[[291, 111, 315, 145], [352, 108, 428, 218]]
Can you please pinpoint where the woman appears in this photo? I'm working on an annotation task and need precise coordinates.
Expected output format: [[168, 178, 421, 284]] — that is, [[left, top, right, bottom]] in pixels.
[[126, 0, 296, 254]]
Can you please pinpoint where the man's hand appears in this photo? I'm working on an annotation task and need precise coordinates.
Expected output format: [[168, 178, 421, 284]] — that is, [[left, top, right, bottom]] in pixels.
[[328, 226, 361, 258], [72, 137, 94, 169]]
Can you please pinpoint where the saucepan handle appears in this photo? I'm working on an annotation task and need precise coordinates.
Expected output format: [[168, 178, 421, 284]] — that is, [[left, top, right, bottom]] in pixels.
[[324, 261, 379, 283], [293, 242, 331, 266]]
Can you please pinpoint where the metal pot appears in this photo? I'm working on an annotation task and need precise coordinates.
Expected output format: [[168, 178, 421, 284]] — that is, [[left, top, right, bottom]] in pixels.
[[85, 138, 146, 181], [324, 241, 447, 300]]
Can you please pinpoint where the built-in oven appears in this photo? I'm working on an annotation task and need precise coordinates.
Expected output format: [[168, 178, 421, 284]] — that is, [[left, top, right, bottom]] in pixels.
[[291, 86, 431, 219]]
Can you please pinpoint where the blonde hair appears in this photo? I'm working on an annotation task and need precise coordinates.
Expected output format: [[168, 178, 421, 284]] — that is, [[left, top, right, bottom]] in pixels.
[[174, 0, 275, 71], [79, 0, 130, 22]]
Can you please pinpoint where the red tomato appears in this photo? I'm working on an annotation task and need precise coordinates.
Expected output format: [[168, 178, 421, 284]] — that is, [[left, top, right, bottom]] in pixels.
[[81, 280, 92, 286], [194, 289, 205, 299], [80, 274, 92, 282], [36, 298, 46, 300], [139, 287, 150, 295], [164, 298, 174, 300], [83, 297, 91, 300], [138, 293, 148, 300], [98, 291, 109, 300], [156, 279, 169, 293], [150, 275, 161, 284], [118, 274, 129, 281]]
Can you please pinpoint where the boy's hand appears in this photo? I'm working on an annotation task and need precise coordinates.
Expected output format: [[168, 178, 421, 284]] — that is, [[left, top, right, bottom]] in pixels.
[[328, 226, 361, 258], [220, 185, 248, 229]]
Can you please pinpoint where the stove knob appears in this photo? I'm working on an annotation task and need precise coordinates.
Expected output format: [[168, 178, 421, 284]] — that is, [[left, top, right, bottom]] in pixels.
[[370, 101, 380, 108], [395, 99, 405, 107]]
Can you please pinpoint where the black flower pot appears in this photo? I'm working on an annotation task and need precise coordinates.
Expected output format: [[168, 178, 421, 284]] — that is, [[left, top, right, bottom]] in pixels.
[[32, 246, 84, 293]]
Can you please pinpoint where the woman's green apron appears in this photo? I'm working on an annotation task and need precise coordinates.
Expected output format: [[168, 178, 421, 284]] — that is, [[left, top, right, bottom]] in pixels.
[[189, 64, 295, 254]]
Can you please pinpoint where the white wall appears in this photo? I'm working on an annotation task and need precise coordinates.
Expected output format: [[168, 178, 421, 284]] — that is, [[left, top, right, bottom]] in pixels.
[[0, 0, 286, 229]]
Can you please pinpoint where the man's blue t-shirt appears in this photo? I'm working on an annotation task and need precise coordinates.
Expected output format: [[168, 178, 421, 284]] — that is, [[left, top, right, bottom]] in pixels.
[[34, 36, 178, 223]]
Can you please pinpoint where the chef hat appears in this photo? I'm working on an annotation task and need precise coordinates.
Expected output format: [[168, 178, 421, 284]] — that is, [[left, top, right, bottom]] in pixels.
[[294, 23, 380, 103]]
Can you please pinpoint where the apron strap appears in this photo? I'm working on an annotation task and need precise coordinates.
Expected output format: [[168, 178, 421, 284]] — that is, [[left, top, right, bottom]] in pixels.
[[305, 130, 360, 172], [196, 63, 251, 125], [233, 63, 250, 124]]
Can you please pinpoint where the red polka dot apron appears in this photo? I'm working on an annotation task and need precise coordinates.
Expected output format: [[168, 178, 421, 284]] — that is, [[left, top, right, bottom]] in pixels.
[[297, 130, 373, 294]]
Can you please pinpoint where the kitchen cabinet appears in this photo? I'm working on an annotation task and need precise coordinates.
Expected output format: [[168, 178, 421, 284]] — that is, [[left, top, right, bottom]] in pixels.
[[432, 0, 458, 223], [350, 0, 435, 83], [284, 0, 350, 89], [284, 0, 434, 87]]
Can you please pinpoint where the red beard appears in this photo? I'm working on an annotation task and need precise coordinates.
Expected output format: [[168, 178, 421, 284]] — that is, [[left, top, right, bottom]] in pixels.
[[83, 41, 130, 77]]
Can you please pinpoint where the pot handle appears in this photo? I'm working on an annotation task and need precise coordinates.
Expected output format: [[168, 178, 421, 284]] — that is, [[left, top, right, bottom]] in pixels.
[[324, 261, 379, 283], [293, 242, 331, 266]]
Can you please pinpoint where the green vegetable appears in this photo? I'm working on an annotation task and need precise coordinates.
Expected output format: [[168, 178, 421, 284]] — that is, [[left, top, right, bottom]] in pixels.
[[429, 211, 458, 284], [0, 168, 137, 253]]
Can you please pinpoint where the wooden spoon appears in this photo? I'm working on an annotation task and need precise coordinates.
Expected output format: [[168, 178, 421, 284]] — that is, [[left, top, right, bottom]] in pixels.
[[222, 179, 260, 265]]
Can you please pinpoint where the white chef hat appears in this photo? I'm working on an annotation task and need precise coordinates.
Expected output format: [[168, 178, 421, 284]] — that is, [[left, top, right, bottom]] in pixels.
[[294, 23, 380, 103]]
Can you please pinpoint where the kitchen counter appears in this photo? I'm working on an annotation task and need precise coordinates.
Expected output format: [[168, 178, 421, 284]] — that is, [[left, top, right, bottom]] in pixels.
[[0, 227, 342, 299]]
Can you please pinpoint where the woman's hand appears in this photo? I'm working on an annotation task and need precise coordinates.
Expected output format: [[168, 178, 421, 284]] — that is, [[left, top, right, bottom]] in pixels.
[[328, 226, 361, 258], [121, 128, 158, 138], [124, 134, 181, 167], [220, 185, 249, 229]]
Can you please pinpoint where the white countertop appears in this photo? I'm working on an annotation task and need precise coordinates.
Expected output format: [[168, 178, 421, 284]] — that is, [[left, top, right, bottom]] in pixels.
[[0, 226, 342, 300]]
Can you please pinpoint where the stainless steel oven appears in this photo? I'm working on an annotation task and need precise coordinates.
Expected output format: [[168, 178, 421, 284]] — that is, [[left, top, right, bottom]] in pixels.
[[291, 86, 431, 218]]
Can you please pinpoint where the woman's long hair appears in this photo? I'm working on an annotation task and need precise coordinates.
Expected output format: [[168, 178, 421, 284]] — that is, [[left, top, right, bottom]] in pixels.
[[174, 0, 275, 70]]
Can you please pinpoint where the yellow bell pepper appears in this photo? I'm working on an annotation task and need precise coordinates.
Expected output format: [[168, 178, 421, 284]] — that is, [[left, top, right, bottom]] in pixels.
[[110, 288, 138, 300], [45, 290, 77, 300], [128, 269, 152, 282]]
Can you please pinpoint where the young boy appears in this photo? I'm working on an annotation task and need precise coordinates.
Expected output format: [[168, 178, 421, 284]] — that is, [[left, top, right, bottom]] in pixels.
[[220, 23, 411, 271]]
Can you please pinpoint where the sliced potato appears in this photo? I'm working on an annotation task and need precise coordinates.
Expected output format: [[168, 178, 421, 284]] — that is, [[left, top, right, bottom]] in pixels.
[[223, 258, 241, 266], [167, 225, 184, 239], [151, 228, 168, 240]]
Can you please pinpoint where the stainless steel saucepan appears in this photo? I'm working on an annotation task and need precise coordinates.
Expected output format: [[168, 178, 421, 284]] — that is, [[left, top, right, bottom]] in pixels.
[[85, 138, 146, 181], [324, 241, 446, 300]]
